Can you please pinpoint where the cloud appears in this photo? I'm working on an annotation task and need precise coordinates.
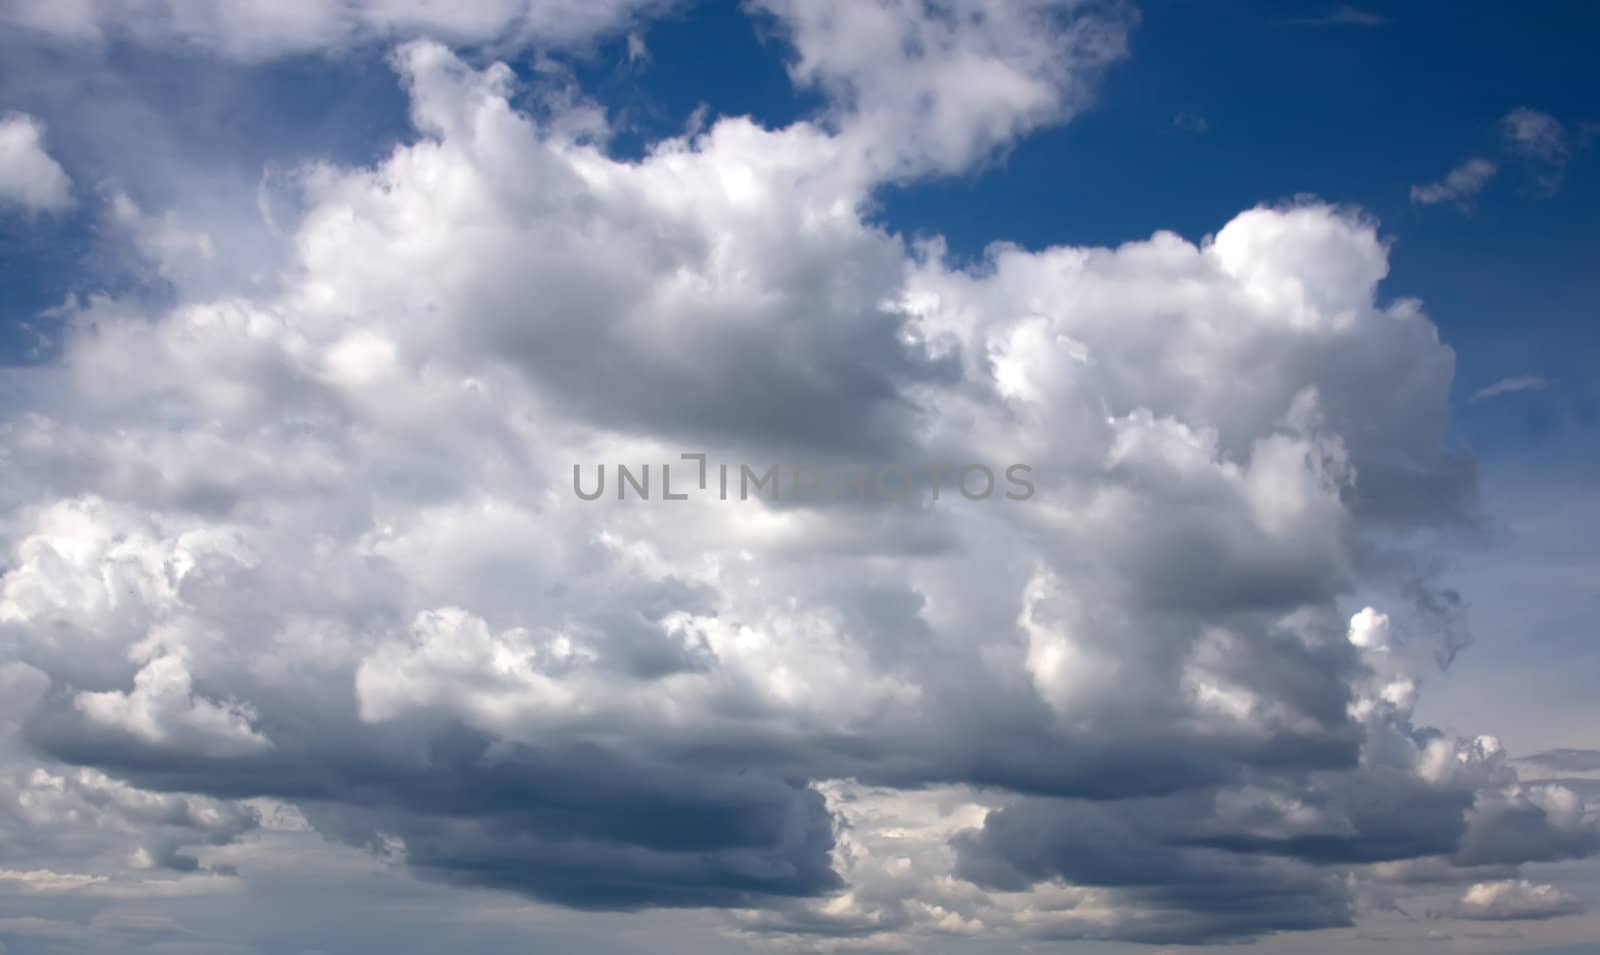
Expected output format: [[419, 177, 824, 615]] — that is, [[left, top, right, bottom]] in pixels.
[[1285, 5, 1388, 27], [1437, 880, 1584, 921], [1502, 108, 1570, 164], [1501, 108, 1571, 195], [0, 111, 73, 212], [1453, 784, 1600, 867], [625, 30, 650, 64], [107, 192, 219, 286], [750, 0, 1136, 177], [1523, 748, 1600, 773], [1173, 111, 1209, 133], [0, 11, 1593, 953], [0, 868, 109, 893], [1471, 375, 1548, 402], [74, 655, 274, 758], [1410, 158, 1497, 209], [0, 0, 675, 60]]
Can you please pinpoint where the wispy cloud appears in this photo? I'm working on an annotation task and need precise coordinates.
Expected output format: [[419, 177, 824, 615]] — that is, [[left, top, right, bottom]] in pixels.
[[1471, 375, 1548, 402], [1522, 748, 1600, 773], [1502, 108, 1571, 195], [1411, 158, 1497, 209], [1172, 111, 1209, 134], [1285, 5, 1388, 27], [625, 31, 650, 65]]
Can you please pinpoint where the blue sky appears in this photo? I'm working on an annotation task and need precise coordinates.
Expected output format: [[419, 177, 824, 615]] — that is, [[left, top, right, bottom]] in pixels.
[[1, 2, 1598, 953]]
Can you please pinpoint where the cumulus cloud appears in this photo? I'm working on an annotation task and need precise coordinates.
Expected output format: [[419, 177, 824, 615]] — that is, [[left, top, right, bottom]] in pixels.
[[0, 7, 1593, 952], [1410, 158, 1496, 209], [1438, 880, 1584, 921], [751, 0, 1135, 177], [0, 112, 73, 213], [74, 655, 273, 758]]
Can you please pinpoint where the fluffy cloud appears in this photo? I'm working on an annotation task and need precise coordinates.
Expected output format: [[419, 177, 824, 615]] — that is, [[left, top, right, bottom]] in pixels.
[[0, 112, 73, 213], [1439, 880, 1584, 921], [0, 6, 1594, 951], [750, 0, 1134, 177], [74, 655, 272, 758]]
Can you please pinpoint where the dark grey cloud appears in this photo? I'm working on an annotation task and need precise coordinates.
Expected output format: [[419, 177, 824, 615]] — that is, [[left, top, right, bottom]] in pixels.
[[27, 707, 841, 909], [954, 796, 1354, 943]]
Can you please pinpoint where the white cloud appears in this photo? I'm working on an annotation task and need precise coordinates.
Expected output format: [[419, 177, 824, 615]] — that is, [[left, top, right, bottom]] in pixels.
[[0, 16, 1592, 954], [625, 30, 650, 64], [1472, 375, 1547, 402], [1410, 158, 1497, 208], [1348, 606, 1391, 650], [0, 868, 109, 893], [0, 112, 73, 212], [109, 192, 218, 284], [1444, 880, 1584, 921], [752, 0, 1134, 177], [75, 656, 273, 757]]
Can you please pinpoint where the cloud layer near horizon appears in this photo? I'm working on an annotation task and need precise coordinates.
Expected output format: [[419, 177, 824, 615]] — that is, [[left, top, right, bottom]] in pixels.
[[0, 2, 1594, 952]]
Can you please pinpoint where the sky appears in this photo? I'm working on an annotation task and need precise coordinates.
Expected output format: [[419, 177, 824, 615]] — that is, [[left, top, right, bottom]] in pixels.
[[0, 1, 1597, 953]]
